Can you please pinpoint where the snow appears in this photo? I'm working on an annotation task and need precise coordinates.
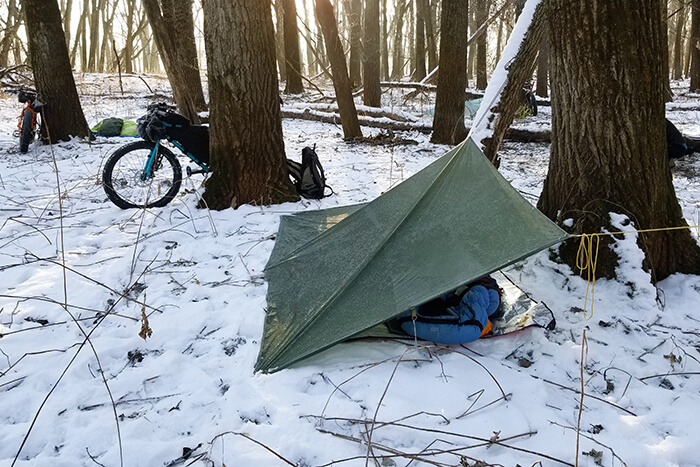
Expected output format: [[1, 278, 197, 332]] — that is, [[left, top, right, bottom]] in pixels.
[[1, 73, 700, 467]]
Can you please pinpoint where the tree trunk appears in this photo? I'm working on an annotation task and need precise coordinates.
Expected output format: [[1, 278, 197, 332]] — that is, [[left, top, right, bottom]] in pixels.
[[475, 0, 488, 89], [201, 0, 298, 209], [690, 0, 700, 90], [283, 0, 304, 93], [538, 0, 700, 282], [380, 0, 389, 79], [391, 0, 407, 79], [275, 0, 286, 81], [535, 35, 548, 97], [21, 0, 92, 142], [347, 0, 362, 88], [413, 0, 427, 81], [124, 0, 135, 74], [672, 0, 687, 80], [61, 0, 72, 47], [423, 0, 437, 72], [0, 0, 21, 67], [363, 0, 382, 106], [431, 0, 468, 144], [143, 0, 207, 123], [87, 0, 105, 72], [316, 0, 363, 138], [477, 0, 546, 167]]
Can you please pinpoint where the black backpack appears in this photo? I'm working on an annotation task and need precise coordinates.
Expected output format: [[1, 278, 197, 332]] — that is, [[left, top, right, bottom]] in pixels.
[[287, 145, 332, 199]]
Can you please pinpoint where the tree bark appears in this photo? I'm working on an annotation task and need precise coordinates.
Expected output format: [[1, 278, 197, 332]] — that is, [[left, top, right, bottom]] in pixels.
[[380, 0, 389, 79], [143, 0, 207, 122], [347, 0, 362, 88], [413, 0, 427, 81], [535, 35, 549, 97], [475, 0, 489, 90], [363, 0, 382, 106], [316, 0, 363, 138], [274, 0, 286, 81], [283, 0, 304, 93], [123, 0, 135, 74], [431, 0, 469, 144], [391, 0, 408, 80], [0, 0, 21, 67], [672, 0, 687, 80], [21, 0, 92, 142], [690, 0, 700, 90], [201, 0, 298, 209], [538, 0, 700, 282], [478, 0, 546, 166]]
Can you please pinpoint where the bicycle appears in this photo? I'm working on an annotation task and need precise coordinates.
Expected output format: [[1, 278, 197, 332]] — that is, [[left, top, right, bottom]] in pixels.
[[14, 90, 45, 153], [102, 103, 210, 209]]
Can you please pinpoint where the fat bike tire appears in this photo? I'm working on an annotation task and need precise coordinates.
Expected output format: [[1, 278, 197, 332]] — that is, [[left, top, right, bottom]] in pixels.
[[102, 140, 182, 209], [19, 109, 34, 153]]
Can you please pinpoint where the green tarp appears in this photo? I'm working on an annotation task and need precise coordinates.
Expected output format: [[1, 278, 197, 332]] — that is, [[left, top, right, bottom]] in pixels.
[[256, 138, 567, 373]]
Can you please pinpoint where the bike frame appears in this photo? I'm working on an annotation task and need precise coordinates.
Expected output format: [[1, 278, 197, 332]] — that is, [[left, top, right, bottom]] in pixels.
[[142, 135, 210, 181]]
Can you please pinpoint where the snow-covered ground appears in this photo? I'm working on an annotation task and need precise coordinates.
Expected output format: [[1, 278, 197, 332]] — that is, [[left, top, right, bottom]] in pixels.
[[1, 74, 700, 467]]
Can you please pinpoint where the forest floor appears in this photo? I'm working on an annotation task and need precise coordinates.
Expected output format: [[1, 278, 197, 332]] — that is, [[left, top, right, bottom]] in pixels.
[[1, 73, 700, 467]]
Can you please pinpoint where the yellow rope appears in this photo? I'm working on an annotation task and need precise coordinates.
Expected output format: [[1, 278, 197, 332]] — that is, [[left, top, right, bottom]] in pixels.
[[576, 233, 600, 320], [572, 224, 700, 319]]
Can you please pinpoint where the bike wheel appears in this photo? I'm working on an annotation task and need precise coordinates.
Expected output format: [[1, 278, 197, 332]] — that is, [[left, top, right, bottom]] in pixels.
[[102, 140, 182, 209], [19, 109, 34, 153]]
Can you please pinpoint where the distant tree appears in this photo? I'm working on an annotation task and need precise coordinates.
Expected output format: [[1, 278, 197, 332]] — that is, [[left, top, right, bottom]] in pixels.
[[363, 0, 382, 106], [201, 0, 298, 209], [424, 0, 438, 72], [431, 0, 468, 144], [283, 0, 304, 93], [0, 0, 22, 67], [413, 0, 427, 81], [539, 0, 700, 281], [391, 0, 408, 80], [316, 0, 362, 138], [475, 0, 489, 89], [380, 0, 389, 79], [21, 0, 92, 143], [672, 0, 687, 80], [348, 0, 363, 88], [143, 0, 207, 122], [690, 0, 700, 90]]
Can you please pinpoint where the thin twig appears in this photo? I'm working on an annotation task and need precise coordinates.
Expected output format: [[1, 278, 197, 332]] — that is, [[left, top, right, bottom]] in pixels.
[[207, 431, 296, 466], [575, 330, 587, 467]]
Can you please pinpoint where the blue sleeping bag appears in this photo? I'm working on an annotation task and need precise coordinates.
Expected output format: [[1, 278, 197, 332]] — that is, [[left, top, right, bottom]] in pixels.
[[397, 278, 501, 344]]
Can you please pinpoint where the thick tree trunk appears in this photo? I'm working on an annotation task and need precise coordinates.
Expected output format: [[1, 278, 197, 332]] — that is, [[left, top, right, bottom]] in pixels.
[[21, 0, 91, 142], [201, 0, 298, 209], [690, 0, 700, 90], [316, 0, 362, 138], [143, 0, 207, 123], [538, 0, 700, 282], [363, 0, 382, 106], [431, 0, 468, 144]]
